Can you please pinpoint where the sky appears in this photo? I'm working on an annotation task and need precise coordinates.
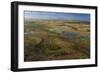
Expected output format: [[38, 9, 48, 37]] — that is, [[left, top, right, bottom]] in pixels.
[[24, 11, 90, 22]]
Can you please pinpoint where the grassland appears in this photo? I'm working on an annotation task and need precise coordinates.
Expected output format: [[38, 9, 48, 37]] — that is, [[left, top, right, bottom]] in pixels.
[[24, 19, 90, 62]]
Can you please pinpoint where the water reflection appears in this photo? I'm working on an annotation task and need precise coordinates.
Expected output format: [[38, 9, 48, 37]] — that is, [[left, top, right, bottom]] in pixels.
[[63, 32, 80, 38]]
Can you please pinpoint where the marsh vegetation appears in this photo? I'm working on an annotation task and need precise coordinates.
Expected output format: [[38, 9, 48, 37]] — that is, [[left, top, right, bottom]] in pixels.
[[24, 20, 90, 61]]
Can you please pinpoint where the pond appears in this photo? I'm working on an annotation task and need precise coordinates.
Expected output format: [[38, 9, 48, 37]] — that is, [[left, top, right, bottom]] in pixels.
[[62, 32, 80, 38]]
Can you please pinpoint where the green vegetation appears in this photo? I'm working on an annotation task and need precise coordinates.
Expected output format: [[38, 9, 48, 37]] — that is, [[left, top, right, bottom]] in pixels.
[[24, 20, 90, 61]]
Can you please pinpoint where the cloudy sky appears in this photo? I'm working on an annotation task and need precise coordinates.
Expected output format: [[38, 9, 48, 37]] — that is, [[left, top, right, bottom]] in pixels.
[[24, 11, 90, 22]]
